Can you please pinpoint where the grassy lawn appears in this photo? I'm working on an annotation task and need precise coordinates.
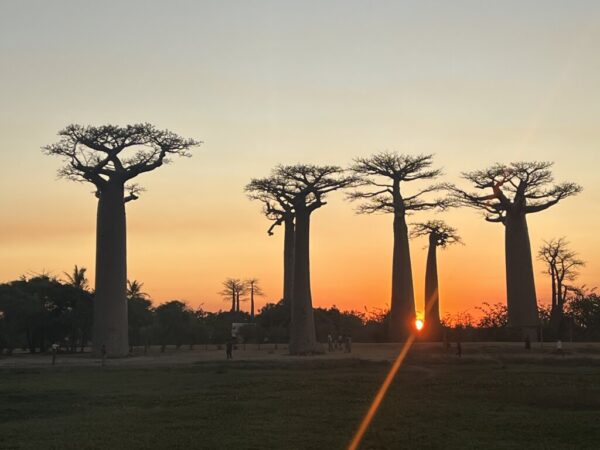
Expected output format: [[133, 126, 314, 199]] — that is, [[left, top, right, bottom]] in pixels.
[[1, 350, 599, 449]]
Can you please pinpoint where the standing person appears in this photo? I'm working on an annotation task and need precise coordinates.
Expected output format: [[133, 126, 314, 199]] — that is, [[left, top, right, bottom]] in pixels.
[[226, 340, 233, 360], [51, 343, 58, 365], [327, 334, 333, 352], [101, 344, 107, 367], [345, 336, 352, 353], [337, 335, 343, 351]]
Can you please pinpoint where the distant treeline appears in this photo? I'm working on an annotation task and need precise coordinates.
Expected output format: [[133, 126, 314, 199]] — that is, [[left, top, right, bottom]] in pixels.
[[1, 274, 599, 354]]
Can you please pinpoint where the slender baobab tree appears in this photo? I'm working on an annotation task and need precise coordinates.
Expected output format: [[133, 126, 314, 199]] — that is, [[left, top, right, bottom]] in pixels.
[[448, 161, 581, 338], [246, 176, 295, 304], [44, 124, 200, 356], [411, 220, 462, 338], [538, 238, 584, 333], [274, 164, 356, 354], [350, 153, 447, 341], [246, 278, 265, 320]]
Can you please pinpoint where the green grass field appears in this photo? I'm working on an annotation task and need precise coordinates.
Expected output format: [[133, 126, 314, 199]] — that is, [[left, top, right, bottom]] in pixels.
[[1, 345, 600, 449]]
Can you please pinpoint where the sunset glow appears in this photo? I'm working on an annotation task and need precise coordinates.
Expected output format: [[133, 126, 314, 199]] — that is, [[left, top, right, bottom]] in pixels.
[[415, 319, 424, 331], [0, 1, 598, 318]]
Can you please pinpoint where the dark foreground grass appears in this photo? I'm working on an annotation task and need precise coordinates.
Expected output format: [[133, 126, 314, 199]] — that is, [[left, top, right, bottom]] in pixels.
[[1, 353, 599, 449]]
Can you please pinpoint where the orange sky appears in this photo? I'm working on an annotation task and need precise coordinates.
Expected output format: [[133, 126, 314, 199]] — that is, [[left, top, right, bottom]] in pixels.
[[1, 1, 599, 318]]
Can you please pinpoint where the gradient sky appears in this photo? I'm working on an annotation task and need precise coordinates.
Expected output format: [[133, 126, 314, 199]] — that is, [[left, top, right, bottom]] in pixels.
[[1, 0, 599, 319]]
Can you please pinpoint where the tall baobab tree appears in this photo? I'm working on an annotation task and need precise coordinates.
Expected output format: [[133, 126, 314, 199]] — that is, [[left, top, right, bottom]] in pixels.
[[246, 176, 295, 304], [448, 161, 581, 338], [350, 153, 447, 341], [274, 164, 356, 354], [44, 124, 200, 356], [246, 278, 265, 320], [410, 220, 462, 338], [538, 238, 584, 333]]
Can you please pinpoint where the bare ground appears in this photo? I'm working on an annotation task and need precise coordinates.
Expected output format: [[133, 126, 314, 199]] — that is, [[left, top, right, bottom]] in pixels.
[[2, 341, 600, 370]]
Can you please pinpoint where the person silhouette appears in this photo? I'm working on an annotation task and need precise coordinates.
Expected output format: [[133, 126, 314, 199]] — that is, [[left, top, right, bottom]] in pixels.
[[226, 340, 233, 360]]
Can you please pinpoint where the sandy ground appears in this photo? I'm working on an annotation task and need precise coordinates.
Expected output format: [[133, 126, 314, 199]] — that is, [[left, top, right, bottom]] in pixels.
[[2, 341, 600, 369]]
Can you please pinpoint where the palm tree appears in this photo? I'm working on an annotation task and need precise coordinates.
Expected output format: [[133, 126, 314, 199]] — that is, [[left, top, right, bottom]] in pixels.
[[64, 265, 89, 291]]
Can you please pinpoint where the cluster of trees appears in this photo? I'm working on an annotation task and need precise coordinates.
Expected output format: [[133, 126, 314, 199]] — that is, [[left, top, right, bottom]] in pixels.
[[247, 155, 581, 351], [440, 286, 600, 342], [36, 123, 584, 356], [219, 278, 264, 319], [3, 267, 599, 355], [0, 268, 389, 354]]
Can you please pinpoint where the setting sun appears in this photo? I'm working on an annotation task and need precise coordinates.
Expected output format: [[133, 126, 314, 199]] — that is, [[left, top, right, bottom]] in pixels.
[[415, 319, 424, 331]]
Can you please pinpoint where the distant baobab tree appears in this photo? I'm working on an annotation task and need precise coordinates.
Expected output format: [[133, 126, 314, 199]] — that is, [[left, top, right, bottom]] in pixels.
[[220, 278, 246, 312], [246, 278, 265, 320], [538, 238, 584, 333], [411, 220, 462, 337], [44, 124, 200, 356], [274, 164, 356, 354], [246, 176, 295, 304], [448, 161, 581, 338], [350, 153, 447, 341]]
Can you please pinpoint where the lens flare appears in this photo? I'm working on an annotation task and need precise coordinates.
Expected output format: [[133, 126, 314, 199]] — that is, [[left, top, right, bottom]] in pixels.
[[415, 319, 424, 331]]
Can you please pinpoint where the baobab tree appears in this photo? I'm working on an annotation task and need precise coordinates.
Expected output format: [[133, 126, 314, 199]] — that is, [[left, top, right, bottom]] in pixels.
[[448, 161, 581, 338], [538, 238, 584, 333], [410, 220, 462, 338], [219, 278, 246, 312], [44, 124, 200, 356], [350, 153, 447, 341], [273, 164, 356, 354], [246, 176, 295, 304], [246, 278, 265, 320]]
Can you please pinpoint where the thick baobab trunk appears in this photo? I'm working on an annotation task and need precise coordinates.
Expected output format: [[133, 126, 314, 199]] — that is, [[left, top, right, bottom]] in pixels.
[[424, 236, 441, 337], [283, 216, 295, 304], [289, 208, 320, 354], [93, 181, 129, 357], [505, 212, 539, 339], [389, 212, 416, 341]]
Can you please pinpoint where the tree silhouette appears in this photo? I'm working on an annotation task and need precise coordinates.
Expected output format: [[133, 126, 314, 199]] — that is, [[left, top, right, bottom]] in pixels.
[[246, 278, 265, 321], [272, 164, 356, 354], [64, 265, 89, 291], [126, 280, 153, 352], [350, 153, 447, 340], [538, 238, 584, 333], [448, 161, 581, 337], [44, 123, 200, 356], [411, 220, 462, 338], [246, 176, 295, 304], [127, 279, 149, 301], [219, 278, 246, 312]]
